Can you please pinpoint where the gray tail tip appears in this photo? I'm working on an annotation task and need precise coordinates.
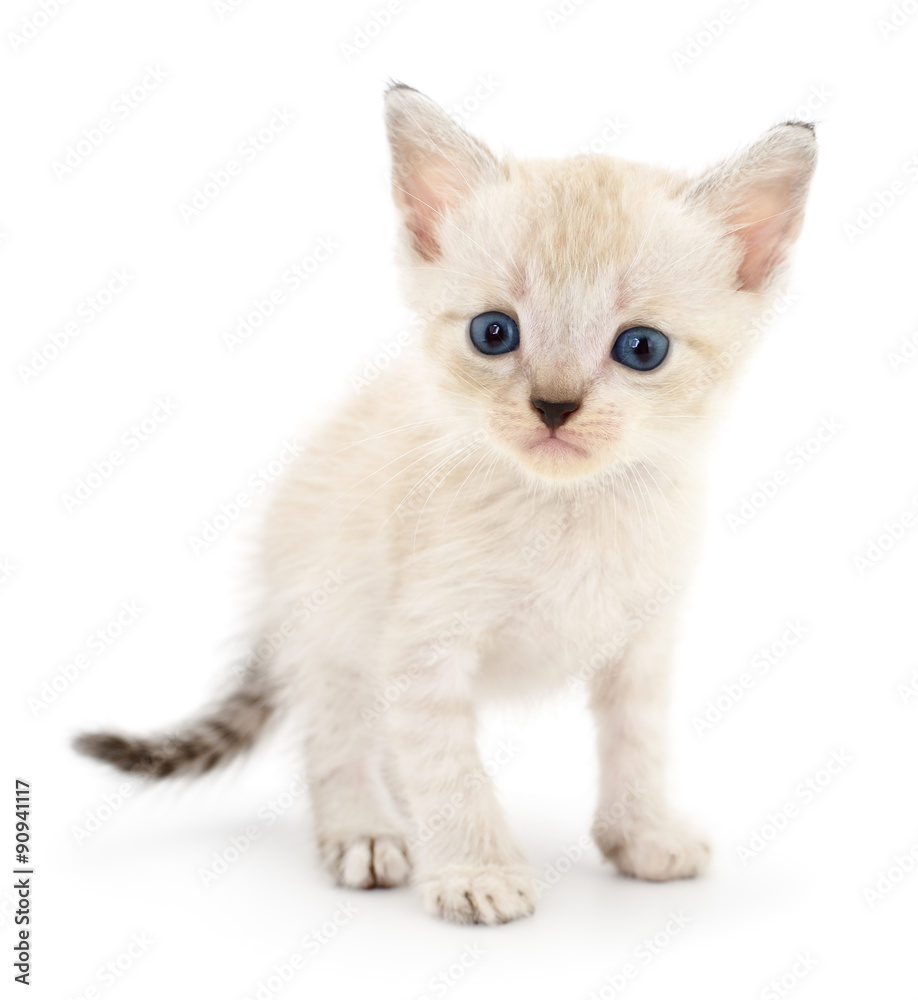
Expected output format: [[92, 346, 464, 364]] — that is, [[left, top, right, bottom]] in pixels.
[[73, 731, 151, 773]]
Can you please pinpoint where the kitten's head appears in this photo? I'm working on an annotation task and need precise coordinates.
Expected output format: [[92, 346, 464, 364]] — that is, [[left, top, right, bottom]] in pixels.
[[385, 84, 816, 483]]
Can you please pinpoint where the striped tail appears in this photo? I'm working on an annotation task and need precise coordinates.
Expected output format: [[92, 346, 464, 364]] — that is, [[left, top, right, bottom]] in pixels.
[[73, 670, 275, 779]]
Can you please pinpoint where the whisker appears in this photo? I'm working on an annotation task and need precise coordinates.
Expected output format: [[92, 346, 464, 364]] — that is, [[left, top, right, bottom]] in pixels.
[[440, 447, 491, 535], [330, 432, 469, 527], [411, 441, 486, 552]]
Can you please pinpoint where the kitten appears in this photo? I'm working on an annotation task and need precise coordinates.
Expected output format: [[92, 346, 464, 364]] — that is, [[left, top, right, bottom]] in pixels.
[[76, 84, 816, 925]]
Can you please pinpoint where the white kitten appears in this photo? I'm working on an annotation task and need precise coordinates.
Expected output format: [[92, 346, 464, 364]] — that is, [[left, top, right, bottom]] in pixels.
[[76, 84, 816, 924]]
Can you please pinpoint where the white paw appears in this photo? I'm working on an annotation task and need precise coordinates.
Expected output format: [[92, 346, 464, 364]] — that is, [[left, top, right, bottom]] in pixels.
[[417, 864, 538, 925], [601, 822, 711, 881], [323, 835, 411, 889]]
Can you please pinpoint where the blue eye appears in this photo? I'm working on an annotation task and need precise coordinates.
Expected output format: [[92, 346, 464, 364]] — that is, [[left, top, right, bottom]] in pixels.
[[611, 327, 669, 371], [469, 311, 520, 355]]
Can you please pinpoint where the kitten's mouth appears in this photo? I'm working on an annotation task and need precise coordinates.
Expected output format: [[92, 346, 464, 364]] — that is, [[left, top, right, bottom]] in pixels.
[[501, 425, 604, 480], [529, 431, 585, 457]]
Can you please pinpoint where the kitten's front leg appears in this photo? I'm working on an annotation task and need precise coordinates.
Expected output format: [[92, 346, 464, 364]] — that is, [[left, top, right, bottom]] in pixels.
[[384, 643, 536, 925], [589, 616, 710, 881]]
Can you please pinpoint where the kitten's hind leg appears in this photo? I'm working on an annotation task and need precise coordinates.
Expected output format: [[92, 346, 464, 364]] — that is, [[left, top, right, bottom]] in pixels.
[[303, 669, 411, 890]]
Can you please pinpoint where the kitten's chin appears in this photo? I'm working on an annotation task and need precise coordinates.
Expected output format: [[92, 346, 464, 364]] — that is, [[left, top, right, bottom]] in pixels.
[[511, 433, 607, 482]]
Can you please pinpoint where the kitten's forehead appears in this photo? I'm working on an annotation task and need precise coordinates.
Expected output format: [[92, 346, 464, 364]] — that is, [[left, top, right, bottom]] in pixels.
[[489, 156, 704, 311]]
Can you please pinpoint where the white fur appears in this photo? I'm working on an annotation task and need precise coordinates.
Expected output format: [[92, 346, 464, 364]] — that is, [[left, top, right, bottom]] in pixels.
[[251, 86, 816, 924]]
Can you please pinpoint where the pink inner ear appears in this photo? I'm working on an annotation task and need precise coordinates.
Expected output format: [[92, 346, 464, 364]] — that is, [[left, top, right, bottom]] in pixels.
[[401, 162, 460, 263], [406, 204, 441, 261], [730, 186, 797, 292]]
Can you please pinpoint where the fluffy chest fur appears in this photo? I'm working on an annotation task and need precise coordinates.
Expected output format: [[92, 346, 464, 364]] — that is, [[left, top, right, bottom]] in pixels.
[[261, 361, 702, 698]]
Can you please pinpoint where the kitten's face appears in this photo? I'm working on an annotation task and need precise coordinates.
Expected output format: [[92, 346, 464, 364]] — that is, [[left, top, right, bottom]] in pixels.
[[417, 157, 758, 482], [386, 86, 815, 483]]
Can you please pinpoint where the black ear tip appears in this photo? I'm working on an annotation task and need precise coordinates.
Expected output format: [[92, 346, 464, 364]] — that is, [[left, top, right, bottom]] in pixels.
[[385, 80, 419, 98], [779, 119, 817, 135]]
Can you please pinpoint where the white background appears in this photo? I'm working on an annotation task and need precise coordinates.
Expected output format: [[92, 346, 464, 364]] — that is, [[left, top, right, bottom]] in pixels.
[[3, 0, 918, 997]]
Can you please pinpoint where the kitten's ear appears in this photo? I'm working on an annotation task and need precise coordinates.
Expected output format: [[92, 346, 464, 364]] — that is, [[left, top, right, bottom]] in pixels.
[[688, 122, 817, 292], [384, 83, 501, 262]]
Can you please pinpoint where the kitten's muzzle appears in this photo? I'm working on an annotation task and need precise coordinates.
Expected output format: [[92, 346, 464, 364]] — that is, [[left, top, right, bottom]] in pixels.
[[531, 398, 580, 430]]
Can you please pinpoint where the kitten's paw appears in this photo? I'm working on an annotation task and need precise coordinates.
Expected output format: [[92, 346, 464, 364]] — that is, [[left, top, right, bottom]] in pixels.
[[417, 864, 538, 925], [323, 835, 411, 889], [599, 822, 711, 882]]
